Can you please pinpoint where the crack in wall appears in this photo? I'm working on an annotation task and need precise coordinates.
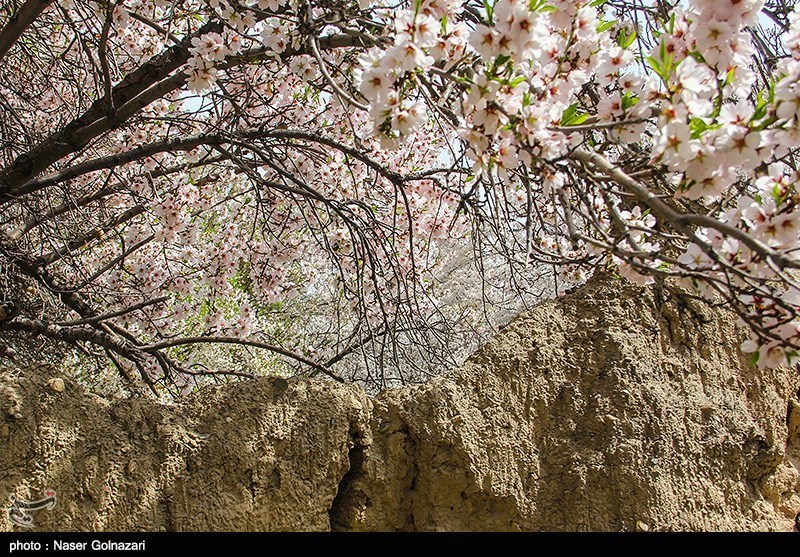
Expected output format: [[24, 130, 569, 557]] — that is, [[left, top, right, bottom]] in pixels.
[[328, 427, 369, 531]]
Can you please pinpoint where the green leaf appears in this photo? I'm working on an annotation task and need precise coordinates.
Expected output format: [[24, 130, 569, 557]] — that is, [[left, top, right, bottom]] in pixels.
[[621, 93, 639, 111], [687, 50, 706, 65], [617, 28, 637, 49], [522, 91, 532, 107], [509, 75, 527, 88], [568, 113, 589, 125], [483, 0, 495, 23], [495, 54, 511, 66], [597, 19, 616, 33], [560, 103, 578, 126], [749, 350, 760, 366], [665, 11, 676, 34], [646, 56, 662, 75], [752, 87, 772, 123], [529, 0, 556, 12], [772, 183, 785, 204], [689, 117, 708, 138], [558, 101, 589, 126]]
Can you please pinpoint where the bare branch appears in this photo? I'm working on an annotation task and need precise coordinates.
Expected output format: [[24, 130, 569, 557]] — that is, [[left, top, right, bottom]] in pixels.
[[0, 0, 55, 62], [140, 336, 344, 382]]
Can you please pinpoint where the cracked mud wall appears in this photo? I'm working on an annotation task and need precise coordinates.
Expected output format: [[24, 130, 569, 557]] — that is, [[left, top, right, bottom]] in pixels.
[[1, 274, 799, 531]]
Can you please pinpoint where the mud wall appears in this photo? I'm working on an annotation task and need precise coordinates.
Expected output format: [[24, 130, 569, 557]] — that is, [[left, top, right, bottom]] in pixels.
[[1, 275, 798, 531]]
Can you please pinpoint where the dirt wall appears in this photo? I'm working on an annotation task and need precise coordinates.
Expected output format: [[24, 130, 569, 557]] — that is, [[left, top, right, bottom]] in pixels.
[[1, 275, 798, 531]]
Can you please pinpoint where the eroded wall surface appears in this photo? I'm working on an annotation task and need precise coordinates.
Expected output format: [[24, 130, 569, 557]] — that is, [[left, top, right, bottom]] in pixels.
[[1, 275, 798, 531]]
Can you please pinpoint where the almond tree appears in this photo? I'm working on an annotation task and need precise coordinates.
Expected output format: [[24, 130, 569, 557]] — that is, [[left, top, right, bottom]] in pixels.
[[0, 0, 797, 397]]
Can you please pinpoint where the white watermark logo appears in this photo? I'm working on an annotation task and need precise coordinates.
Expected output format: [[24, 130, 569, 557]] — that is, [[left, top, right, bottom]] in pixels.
[[7, 489, 56, 528]]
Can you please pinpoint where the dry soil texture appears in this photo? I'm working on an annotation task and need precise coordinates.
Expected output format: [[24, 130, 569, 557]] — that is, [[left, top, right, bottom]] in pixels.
[[1, 275, 798, 531]]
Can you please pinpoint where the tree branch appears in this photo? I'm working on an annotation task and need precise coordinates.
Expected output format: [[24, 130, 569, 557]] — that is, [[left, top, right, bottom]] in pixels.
[[33, 204, 145, 267], [0, 0, 55, 63], [570, 148, 800, 271], [140, 336, 344, 382], [0, 32, 374, 204]]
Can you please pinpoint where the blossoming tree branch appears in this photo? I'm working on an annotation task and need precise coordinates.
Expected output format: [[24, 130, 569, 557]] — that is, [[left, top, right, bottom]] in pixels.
[[0, 0, 797, 396]]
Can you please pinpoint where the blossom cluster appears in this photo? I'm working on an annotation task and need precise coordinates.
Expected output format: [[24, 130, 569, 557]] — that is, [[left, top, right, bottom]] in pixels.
[[354, 0, 800, 367], [3, 0, 800, 391]]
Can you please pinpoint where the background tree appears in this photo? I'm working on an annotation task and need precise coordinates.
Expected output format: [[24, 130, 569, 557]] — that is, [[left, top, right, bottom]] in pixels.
[[0, 0, 798, 398]]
